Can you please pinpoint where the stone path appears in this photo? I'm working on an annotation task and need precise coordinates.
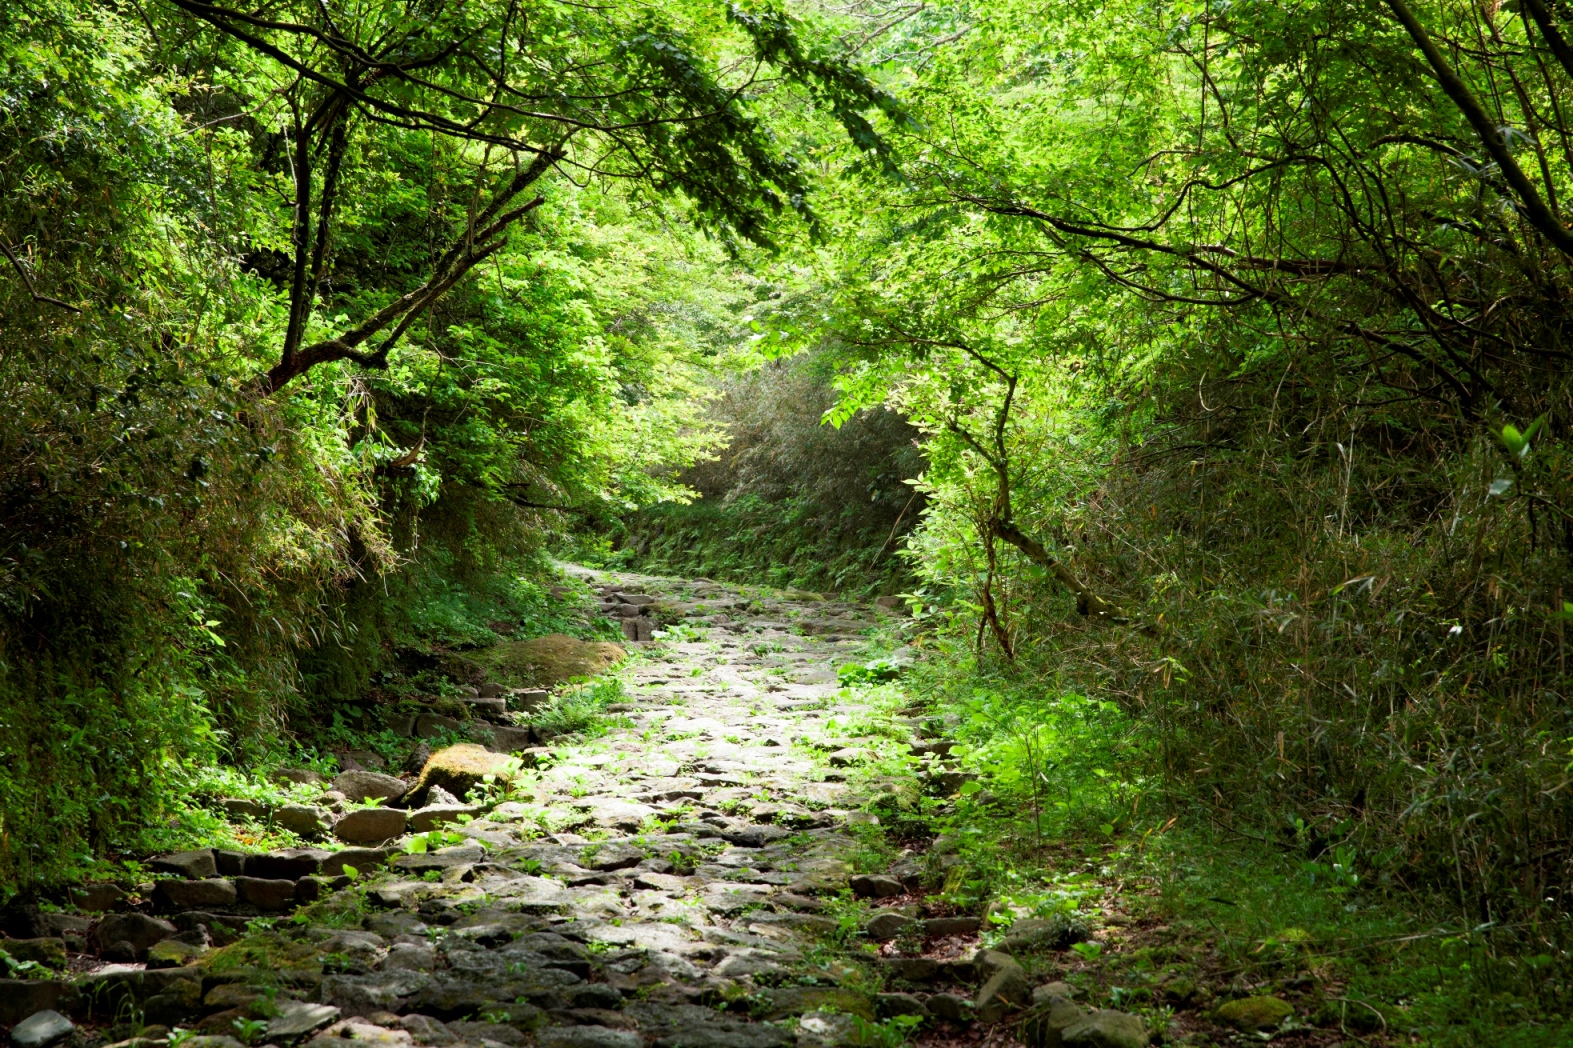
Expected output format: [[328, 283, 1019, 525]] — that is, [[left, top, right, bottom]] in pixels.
[[1, 569, 1162, 1048]]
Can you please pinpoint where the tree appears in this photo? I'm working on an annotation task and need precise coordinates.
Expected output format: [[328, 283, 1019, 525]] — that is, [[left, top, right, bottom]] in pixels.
[[157, 0, 901, 393]]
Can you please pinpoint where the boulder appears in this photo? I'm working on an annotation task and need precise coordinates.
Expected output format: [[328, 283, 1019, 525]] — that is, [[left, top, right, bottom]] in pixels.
[[757, 986, 873, 1021], [154, 878, 237, 909], [849, 874, 904, 899], [476, 724, 533, 754], [924, 916, 981, 937], [1062, 1010, 1150, 1048], [461, 696, 508, 718], [408, 804, 483, 834], [1, 938, 66, 970], [880, 957, 940, 982], [975, 958, 1031, 1023], [9, 1010, 73, 1048], [70, 883, 127, 912], [0, 982, 79, 1026], [276, 805, 333, 837], [875, 992, 929, 1018], [220, 797, 269, 819], [215, 850, 247, 876], [416, 713, 463, 739], [334, 808, 408, 843], [925, 993, 971, 1022], [508, 689, 550, 713], [394, 1016, 453, 1045], [1004, 914, 1090, 952], [1215, 996, 1293, 1032], [91, 913, 177, 958], [1021, 996, 1087, 1048], [827, 748, 870, 767], [247, 849, 329, 879], [275, 767, 325, 786], [865, 910, 915, 941], [148, 849, 217, 879], [268, 1002, 342, 1043], [146, 939, 209, 968], [320, 848, 391, 877], [333, 770, 408, 803], [410, 744, 518, 806], [535, 1029, 641, 1048], [235, 877, 297, 910]]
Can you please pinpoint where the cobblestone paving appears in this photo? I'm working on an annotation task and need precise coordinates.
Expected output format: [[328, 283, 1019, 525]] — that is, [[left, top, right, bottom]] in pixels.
[[274, 569, 925, 1048]]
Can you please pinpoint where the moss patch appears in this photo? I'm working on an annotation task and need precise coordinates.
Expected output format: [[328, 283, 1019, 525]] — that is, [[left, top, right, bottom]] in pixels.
[[475, 634, 625, 686]]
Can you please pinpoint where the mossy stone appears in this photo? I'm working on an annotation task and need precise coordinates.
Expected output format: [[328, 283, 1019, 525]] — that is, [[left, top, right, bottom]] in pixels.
[[1216, 995, 1293, 1031], [758, 986, 874, 1021], [411, 743, 520, 806], [2, 937, 67, 969], [147, 939, 209, 968]]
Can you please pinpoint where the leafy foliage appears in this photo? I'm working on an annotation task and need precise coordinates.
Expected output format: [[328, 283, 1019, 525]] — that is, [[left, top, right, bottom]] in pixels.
[[778, 0, 1573, 961], [0, 0, 893, 888]]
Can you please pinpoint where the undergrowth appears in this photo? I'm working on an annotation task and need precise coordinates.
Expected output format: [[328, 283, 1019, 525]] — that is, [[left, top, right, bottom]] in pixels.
[[840, 629, 1573, 1046]]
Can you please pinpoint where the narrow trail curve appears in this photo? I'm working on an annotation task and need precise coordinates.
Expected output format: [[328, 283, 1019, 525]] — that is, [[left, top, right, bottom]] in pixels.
[[294, 568, 982, 1048]]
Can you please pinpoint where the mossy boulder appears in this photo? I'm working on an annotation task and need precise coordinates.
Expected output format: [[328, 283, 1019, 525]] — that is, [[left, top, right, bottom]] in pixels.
[[2, 937, 66, 969], [411, 744, 519, 806], [758, 986, 874, 1021], [476, 634, 624, 686], [147, 939, 209, 969], [201, 931, 324, 976], [1216, 996, 1293, 1031]]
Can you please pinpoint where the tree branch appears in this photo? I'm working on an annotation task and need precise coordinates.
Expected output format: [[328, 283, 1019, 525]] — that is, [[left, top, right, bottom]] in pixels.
[[1, 243, 80, 313], [1385, 0, 1573, 258], [259, 146, 560, 394], [989, 519, 1129, 622]]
